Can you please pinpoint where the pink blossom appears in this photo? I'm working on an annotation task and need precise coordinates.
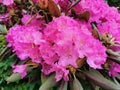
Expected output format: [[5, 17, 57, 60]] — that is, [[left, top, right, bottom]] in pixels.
[[6, 25, 44, 63], [42, 15, 80, 81], [74, 25, 107, 69], [0, 13, 9, 22], [73, 0, 106, 22], [73, 0, 120, 23], [44, 15, 107, 72], [4, 0, 120, 82], [98, 20, 120, 42], [41, 62, 69, 81], [54, 64, 69, 81], [44, 15, 80, 68], [39, 42, 58, 64], [1, 0, 14, 6], [109, 62, 120, 77], [54, 42, 79, 68], [41, 62, 55, 75], [12, 64, 27, 78]]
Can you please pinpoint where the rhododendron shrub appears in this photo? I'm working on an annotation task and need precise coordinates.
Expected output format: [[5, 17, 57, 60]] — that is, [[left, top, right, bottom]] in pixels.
[[6, 15, 107, 81], [1, 0, 120, 89]]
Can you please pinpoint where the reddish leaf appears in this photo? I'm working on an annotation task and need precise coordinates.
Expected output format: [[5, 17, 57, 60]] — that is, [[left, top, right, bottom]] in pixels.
[[48, 0, 60, 17], [92, 28, 99, 39], [77, 11, 90, 22]]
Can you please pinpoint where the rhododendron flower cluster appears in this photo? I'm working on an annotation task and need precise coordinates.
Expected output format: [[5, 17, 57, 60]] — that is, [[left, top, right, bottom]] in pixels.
[[98, 20, 120, 42], [43, 15, 106, 69], [73, 0, 120, 22], [6, 15, 107, 81], [3, 0, 120, 82], [6, 25, 44, 63]]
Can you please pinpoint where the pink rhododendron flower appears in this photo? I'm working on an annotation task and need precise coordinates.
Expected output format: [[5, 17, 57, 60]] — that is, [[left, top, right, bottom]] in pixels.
[[44, 15, 80, 68], [40, 42, 58, 64], [98, 20, 120, 42], [12, 64, 27, 78], [54, 64, 69, 81], [75, 25, 107, 69], [42, 15, 81, 81], [41, 62, 69, 81], [6, 25, 44, 63], [73, 0, 120, 23], [41, 62, 55, 75], [73, 0, 106, 22], [54, 42, 79, 68], [0, 13, 9, 22], [1, 0, 14, 6], [44, 15, 106, 69], [109, 62, 120, 77]]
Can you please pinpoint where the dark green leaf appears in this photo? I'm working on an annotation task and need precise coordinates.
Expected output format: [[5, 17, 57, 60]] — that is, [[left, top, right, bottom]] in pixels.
[[57, 80, 68, 90], [73, 78, 83, 90], [83, 69, 120, 90], [39, 74, 57, 90], [6, 73, 21, 83]]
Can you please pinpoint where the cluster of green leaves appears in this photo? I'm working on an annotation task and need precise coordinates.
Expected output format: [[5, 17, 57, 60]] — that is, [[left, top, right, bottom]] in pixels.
[[0, 53, 41, 90]]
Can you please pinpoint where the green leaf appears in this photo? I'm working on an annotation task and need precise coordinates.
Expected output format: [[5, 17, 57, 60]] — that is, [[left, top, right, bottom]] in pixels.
[[6, 73, 21, 83], [41, 73, 49, 84], [117, 74, 120, 80], [73, 78, 83, 90], [39, 74, 57, 90], [0, 24, 7, 34], [57, 80, 68, 90], [83, 69, 120, 90]]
